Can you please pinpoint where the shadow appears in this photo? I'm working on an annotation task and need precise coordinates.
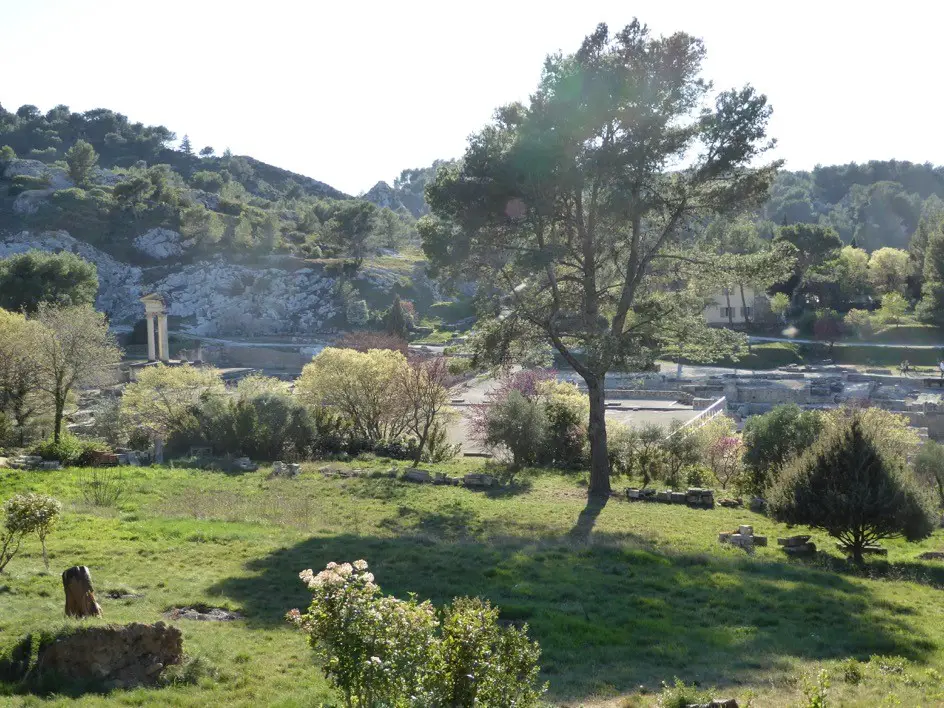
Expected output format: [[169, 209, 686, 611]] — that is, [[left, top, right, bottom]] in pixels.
[[568, 494, 608, 542], [206, 524, 935, 700]]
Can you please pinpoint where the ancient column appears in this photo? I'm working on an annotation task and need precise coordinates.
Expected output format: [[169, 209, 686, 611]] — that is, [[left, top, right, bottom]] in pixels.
[[146, 315, 157, 361], [157, 314, 170, 362]]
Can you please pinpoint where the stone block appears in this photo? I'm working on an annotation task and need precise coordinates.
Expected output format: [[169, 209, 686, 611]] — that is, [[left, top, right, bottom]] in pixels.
[[836, 543, 887, 556], [738, 525, 753, 537], [749, 497, 766, 512], [404, 469, 432, 483], [782, 542, 816, 555], [656, 491, 672, 502], [718, 498, 742, 508], [670, 492, 687, 504], [463, 473, 496, 488], [919, 551, 944, 561], [777, 535, 812, 547], [626, 488, 641, 500]]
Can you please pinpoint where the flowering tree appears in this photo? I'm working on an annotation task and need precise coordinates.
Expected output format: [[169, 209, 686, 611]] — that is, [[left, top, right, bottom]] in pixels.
[[289, 560, 546, 707], [296, 348, 410, 442], [708, 435, 744, 490]]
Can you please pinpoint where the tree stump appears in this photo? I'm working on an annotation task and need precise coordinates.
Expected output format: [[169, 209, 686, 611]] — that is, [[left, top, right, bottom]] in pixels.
[[62, 566, 103, 618]]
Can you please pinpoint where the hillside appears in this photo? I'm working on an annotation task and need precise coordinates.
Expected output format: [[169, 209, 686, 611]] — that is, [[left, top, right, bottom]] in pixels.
[[0, 103, 453, 336], [3, 101, 944, 338]]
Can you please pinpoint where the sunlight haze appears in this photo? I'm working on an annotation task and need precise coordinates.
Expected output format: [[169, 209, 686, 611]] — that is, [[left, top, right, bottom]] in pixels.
[[2, 0, 941, 194]]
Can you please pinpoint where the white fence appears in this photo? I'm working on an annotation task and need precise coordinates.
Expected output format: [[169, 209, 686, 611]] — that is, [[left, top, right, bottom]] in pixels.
[[664, 396, 726, 441]]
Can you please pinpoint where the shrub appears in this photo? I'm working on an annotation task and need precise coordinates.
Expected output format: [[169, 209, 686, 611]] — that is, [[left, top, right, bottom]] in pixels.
[[768, 413, 936, 563], [79, 467, 124, 508], [607, 422, 640, 477], [191, 170, 224, 192], [346, 299, 369, 326], [30, 432, 106, 466], [430, 596, 546, 707], [1, 493, 61, 571], [635, 423, 667, 488], [707, 435, 744, 490], [661, 421, 700, 488], [742, 404, 823, 494], [8, 174, 50, 196], [482, 391, 547, 469], [297, 347, 410, 442], [844, 308, 873, 339], [913, 441, 944, 507], [289, 560, 545, 707], [537, 380, 588, 467], [187, 392, 319, 461]]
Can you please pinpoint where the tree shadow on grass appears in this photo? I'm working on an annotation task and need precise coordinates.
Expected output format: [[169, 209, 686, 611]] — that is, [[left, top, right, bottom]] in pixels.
[[568, 495, 608, 542], [207, 521, 935, 699]]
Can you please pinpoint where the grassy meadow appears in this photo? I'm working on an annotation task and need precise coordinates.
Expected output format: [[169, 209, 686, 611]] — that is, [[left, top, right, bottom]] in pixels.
[[3, 461, 944, 706]]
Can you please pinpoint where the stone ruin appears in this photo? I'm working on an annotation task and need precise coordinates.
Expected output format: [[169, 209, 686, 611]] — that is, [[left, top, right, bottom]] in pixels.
[[719, 525, 767, 551], [626, 487, 714, 508], [6, 455, 61, 470], [778, 535, 816, 555], [269, 461, 300, 478]]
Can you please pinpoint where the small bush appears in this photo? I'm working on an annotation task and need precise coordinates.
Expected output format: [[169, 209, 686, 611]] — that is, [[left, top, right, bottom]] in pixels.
[[768, 412, 936, 563], [8, 174, 51, 196], [2, 493, 62, 572], [79, 467, 124, 507], [656, 678, 713, 708], [482, 391, 547, 469], [30, 433, 106, 465], [289, 560, 545, 707]]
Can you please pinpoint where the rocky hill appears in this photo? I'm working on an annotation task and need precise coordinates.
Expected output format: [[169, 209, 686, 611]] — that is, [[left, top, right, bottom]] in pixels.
[[0, 103, 449, 336]]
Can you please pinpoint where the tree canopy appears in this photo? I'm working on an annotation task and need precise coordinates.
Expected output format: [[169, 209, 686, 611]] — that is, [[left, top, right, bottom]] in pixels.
[[768, 412, 935, 564], [421, 20, 788, 495], [0, 250, 98, 314]]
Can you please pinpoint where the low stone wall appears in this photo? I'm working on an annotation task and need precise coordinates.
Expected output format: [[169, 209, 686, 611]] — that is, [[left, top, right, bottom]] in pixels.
[[604, 389, 694, 404]]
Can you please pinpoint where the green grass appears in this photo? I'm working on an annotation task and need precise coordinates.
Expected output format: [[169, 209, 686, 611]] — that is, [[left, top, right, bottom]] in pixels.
[[679, 342, 803, 370], [5, 462, 944, 705], [866, 323, 944, 345]]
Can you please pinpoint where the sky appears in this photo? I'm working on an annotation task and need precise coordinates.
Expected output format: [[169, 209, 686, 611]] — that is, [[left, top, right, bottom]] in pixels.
[[2, 1, 942, 196]]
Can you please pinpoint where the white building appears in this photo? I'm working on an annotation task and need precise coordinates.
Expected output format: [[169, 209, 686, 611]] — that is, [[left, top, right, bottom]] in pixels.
[[704, 287, 769, 325]]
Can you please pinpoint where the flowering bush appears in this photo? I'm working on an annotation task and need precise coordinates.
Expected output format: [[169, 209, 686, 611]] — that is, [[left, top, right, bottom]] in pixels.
[[708, 435, 745, 490], [290, 560, 546, 707]]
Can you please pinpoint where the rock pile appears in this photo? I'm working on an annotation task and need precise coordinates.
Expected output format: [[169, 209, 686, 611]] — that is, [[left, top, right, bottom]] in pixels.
[[165, 606, 242, 621], [719, 525, 767, 551], [33, 622, 182, 689], [269, 461, 300, 478], [777, 535, 816, 555]]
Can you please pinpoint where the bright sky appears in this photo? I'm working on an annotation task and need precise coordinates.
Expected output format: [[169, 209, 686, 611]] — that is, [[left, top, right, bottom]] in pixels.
[[2, 1, 942, 196]]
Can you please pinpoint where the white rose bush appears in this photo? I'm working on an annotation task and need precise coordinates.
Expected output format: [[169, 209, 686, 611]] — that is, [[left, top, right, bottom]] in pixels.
[[288, 559, 546, 707]]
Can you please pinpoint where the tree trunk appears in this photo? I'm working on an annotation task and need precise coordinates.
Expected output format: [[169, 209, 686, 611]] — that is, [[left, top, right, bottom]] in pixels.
[[586, 375, 611, 498], [62, 565, 103, 618], [412, 419, 431, 468], [739, 283, 752, 353], [53, 398, 65, 444], [852, 544, 864, 565], [725, 289, 735, 328]]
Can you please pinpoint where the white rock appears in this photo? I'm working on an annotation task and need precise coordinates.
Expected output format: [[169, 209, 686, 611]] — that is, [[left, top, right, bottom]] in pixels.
[[0, 231, 143, 323], [12, 189, 53, 215], [134, 228, 185, 259]]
